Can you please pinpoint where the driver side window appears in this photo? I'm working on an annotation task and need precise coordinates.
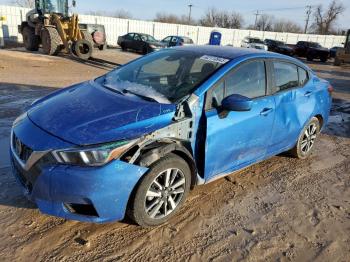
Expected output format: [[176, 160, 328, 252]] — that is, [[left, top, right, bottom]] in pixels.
[[206, 60, 267, 110], [134, 34, 141, 41]]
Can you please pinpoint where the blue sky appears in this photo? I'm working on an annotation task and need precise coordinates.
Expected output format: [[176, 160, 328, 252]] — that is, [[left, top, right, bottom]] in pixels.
[[1, 0, 349, 29]]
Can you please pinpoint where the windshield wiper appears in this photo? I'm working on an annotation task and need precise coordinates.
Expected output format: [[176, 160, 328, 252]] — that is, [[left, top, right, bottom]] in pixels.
[[123, 89, 158, 103]]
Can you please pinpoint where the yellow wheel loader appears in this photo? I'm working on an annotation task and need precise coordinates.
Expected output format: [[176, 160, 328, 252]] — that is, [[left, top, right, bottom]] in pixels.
[[334, 29, 350, 66], [19, 0, 93, 59]]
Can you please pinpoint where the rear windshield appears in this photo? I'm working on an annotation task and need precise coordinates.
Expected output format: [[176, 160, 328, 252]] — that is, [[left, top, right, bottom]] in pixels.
[[309, 42, 322, 48], [141, 34, 156, 42], [103, 50, 228, 103], [249, 38, 264, 44]]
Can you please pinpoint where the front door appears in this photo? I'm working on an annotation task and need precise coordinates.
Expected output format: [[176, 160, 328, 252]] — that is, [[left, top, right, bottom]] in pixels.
[[204, 59, 275, 180]]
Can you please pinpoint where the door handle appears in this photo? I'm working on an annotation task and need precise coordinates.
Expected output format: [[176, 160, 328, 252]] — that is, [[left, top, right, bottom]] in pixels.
[[260, 108, 273, 116], [304, 91, 313, 97]]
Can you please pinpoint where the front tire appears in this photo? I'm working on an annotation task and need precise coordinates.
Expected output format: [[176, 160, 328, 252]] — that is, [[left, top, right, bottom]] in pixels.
[[129, 153, 191, 227], [290, 117, 320, 159], [41, 27, 61, 56]]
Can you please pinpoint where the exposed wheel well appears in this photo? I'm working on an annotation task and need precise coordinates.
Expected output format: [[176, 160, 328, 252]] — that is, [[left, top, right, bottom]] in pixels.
[[315, 114, 324, 129], [134, 141, 198, 188]]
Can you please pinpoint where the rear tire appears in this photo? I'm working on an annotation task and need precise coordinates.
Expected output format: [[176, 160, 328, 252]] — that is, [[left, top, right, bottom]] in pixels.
[[22, 26, 39, 51], [128, 153, 191, 227], [290, 117, 320, 159], [41, 27, 61, 56], [98, 43, 107, 50], [121, 43, 127, 51]]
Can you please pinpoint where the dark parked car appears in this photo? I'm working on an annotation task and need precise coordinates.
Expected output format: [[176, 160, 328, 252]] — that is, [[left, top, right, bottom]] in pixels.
[[117, 33, 165, 54], [161, 36, 194, 47], [294, 41, 329, 62], [264, 39, 294, 56]]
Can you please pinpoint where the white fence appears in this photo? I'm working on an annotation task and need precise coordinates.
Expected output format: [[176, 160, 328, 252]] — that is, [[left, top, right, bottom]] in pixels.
[[0, 4, 346, 48]]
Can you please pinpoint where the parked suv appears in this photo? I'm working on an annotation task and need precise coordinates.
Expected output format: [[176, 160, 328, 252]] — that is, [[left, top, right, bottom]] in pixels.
[[10, 46, 332, 227], [264, 39, 294, 56], [294, 41, 329, 62], [241, 37, 268, 50]]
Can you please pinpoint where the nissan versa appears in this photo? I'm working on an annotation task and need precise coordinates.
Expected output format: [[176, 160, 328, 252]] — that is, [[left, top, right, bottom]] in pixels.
[[10, 46, 332, 227]]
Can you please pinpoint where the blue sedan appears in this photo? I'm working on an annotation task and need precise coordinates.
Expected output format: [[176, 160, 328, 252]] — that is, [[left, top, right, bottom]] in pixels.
[[10, 46, 332, 227]]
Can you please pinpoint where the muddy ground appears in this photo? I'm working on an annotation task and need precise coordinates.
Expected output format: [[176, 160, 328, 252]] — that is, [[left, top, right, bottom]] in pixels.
[[0, 48, 349, 262]]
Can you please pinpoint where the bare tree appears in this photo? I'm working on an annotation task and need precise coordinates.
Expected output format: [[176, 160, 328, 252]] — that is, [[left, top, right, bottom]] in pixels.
[[273, 19, 303, 33], [312, 0, 345, 34], [256, 14, 274, 31], [11, 0, 35, 8], [198, 7, 217, 27], [154, 12, 190, 25], [199, 7, 244, 29], [86, 9, 132, 19]]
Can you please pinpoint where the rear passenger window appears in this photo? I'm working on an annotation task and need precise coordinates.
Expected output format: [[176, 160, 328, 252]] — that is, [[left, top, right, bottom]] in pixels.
[[298, 67, 309, 86], [273, 62, 299, 91]]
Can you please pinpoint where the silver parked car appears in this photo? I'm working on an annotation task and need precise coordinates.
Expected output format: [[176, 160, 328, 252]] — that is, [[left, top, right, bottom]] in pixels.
[[241, 37, 268, 51]]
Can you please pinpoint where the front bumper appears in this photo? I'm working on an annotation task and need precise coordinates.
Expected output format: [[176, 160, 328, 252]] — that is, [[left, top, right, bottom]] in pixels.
[[10, 116, 149, 223]]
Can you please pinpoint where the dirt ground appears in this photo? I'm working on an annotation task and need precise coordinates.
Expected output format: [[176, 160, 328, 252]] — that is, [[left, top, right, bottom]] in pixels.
[[0, 48, 349, 262]]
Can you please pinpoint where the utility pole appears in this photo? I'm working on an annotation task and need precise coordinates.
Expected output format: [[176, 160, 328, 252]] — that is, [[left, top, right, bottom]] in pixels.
[[304, 5, 312, 34], [188, 4, 193, 24], [254, 10, 260, 30]]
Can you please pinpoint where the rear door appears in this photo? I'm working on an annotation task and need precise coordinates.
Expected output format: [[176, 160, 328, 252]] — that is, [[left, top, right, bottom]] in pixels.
[[204, 59, 275, 180], [267, 59, 315, 154]]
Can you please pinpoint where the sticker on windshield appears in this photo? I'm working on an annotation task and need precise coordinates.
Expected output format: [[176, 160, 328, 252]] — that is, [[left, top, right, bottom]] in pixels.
[[200, 55, 229, 64]]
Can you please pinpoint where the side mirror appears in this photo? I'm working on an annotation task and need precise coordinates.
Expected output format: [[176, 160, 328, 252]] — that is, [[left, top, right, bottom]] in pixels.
[[72, 0, 76, 7], [221, 94, 252, 111]]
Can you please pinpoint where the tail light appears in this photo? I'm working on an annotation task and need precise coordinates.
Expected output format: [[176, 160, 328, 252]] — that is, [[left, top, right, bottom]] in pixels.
[[327, 84, 334, 94]]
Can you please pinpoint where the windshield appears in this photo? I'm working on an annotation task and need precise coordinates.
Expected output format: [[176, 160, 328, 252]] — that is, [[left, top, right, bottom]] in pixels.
[[37, 0, 68, 15], [249, 38, 264, 44], [103, 50, 227, 104], [141, 34, 156, 42]]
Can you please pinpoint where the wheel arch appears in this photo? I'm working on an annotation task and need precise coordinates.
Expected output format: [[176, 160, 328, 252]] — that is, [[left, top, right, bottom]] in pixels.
[[135, 141, 198, 188]]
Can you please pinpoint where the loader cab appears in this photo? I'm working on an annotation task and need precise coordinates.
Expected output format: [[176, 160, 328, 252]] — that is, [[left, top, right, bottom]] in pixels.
[[35, 0, 70, 17]]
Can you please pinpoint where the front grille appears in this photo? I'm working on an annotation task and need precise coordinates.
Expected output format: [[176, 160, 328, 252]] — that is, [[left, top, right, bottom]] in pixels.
[[11, 151, 55, 193], [12, 133, 33, 162]]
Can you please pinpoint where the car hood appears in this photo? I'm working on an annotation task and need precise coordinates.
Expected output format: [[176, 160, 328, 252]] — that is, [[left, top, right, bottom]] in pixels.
[[27, 80, 176, 146], [147, 41, 166, 47]]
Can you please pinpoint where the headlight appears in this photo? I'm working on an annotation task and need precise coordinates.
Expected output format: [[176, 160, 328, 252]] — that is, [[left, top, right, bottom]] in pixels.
[[52, 140, 136, 166], [149, 45, 159, 49]]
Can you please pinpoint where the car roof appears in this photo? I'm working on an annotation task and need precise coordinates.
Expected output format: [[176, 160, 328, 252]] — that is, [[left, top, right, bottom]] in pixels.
[[171, 45, 310, 70], [172, 45, 272, 59]]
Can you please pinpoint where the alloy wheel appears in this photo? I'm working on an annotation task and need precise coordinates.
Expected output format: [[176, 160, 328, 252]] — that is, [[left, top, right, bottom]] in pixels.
[[144, 168, 186, 219], [300, 123, 317, 154]]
